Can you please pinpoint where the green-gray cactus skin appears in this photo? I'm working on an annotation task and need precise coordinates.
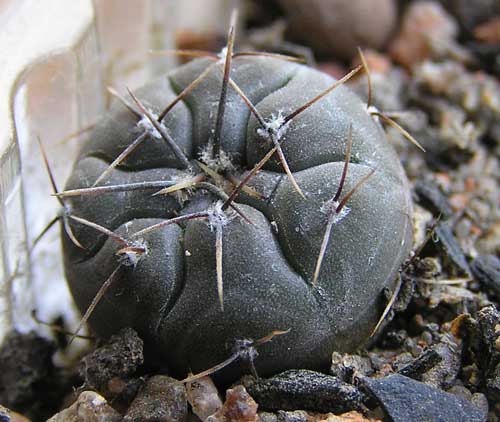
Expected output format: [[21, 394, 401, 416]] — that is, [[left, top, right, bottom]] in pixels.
[[62, 56, 413, 381]]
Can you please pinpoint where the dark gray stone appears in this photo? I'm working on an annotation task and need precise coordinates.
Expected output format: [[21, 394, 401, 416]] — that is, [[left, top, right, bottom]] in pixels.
[[80, 328, 143, 393], [414, 180, 453, 219], [421, 337, 463, 389], [397, 349, 442, 380], [465, 306, 500, 401], [364, 374, 486, 422], [0, 331, 55, 408], [471, 255, 500, 301], [435, 222, 471, 275], [123, 375, 187, 422], [276, 410, 308, 422]]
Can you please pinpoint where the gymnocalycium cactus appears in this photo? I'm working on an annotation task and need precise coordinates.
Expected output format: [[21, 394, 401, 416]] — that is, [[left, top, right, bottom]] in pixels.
[[56, 16, 413, 381]]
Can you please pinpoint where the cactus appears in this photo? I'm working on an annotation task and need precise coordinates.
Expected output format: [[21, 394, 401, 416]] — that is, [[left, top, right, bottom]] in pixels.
[[55, 18, 413, 382]]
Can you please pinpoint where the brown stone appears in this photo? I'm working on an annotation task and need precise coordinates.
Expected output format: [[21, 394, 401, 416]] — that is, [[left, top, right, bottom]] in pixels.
[[278, 0, 397, 59], [474, 17, 500, 44]]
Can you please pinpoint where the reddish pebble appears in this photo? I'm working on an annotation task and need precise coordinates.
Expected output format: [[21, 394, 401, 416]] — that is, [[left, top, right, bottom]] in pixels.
[[207, 385, 259, 422], [474, 17, 500, 44], [351, 49, 392, 74], [389, 1, 458, 68]]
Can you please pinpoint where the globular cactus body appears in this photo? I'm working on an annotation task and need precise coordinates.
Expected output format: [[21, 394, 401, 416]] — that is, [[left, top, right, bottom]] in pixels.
[[62, 55, 413, 381]]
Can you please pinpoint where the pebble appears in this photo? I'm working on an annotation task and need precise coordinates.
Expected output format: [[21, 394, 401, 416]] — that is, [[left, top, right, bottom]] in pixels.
[[413, 60, 500, 142], [351, 67, 408, 112], [79, 328, 143, 397], [330, 352, 373, 381], [311, 411, 381, 422], [276, 410, 308, 422], [260, 412, 278, 422], [435, 222, 472, 276], [421, 331, 434, 346], [381, 329, 408, 349], [414, 179, 454, 219], [242, 370, 362, 414], [438, 0, 500, 34], [412, 205, 434, 252], [389, 1, 460, 68], [0, 404, 30, 422], [397, 349, 443, 380], [463, 306, 500, 401], [124, 375, 187, 422], [477, 222, 500, 256], [471, 393, 489, 419], [470, 255, 500, 301], [272, 411, 380, 422], [415, 257, 442, 279], [0, 406, 7, 422], [392, 352, 414, 371], [186, 375, 223, 420], [448, 384, 473, 401], [0, 331, 56, 415], [277, 0, 397, 59], [207, 385, 259, 422], [47, 391, 121, 422], [363, 374, 486, 422], [474, 17, 500, 44], [351, 49, 392, 75]]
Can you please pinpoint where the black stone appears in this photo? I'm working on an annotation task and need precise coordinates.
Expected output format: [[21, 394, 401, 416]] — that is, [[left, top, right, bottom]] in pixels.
[[0, 331, 55, 407], [79, 327, 144, 393], [397, 349, 443, 380], [0, 330, 64, 420], [242, 369, 363, 413], [414, 180, 453, 219], [471, 255, 500, 301], [435, 222, 471, 275], [464, 306, 500, 401]]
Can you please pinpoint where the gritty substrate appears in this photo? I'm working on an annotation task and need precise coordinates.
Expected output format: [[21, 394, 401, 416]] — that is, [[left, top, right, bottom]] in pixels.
[[1, 0, 500, 420]]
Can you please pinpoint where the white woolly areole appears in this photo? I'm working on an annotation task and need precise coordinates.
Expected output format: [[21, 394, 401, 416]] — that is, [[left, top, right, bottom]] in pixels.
[[257, 111, 290, 141], [137, 110, 166, 140], [118, 239, 148, 267], [234, 338, 259, 361], [207, 201, 235, 231], [218, 47, 228, 63], [320, 199, 351, 224], [199, 143, 235, 172], [367, 105, 381, 123]]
